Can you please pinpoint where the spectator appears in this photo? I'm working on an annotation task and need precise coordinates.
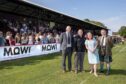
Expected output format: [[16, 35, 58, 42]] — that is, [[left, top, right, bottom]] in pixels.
[[0, 17, 67, 46], [21, 33, 28, 45], [38, 32, 43, 40], [35, 33, 41, 44], [41, 33, 49, 44], [0, 31, 6, 46], [15, 33, 21, 45], [55, 33, 60, 43], [9, 33, 15, 46], [122, 38, 125, 44], [23, 23, 28, 33], [27, 33, 34, 45], [47, 32, 55, 43], [5, 31, 11, 46], [20, 27, 25, 34]]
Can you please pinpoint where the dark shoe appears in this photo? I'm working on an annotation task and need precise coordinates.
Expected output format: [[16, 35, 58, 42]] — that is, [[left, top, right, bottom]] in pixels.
[[100, 70, 104, 73], [106, 71, 110, 76], [79, 70, 84, 72], [68, 69, 72, 72]]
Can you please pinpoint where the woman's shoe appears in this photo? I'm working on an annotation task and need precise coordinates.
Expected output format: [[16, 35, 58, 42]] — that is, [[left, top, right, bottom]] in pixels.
[[94, 73, 98, 77], [89, 70, 93, 74]]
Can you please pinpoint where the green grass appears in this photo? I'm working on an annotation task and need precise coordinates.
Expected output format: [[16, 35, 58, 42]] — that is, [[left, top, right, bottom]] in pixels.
[[0, 43, 126, 84]]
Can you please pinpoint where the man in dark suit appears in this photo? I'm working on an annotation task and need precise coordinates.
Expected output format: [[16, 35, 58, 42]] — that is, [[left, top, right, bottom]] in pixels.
[[60, 26, 74, 73]]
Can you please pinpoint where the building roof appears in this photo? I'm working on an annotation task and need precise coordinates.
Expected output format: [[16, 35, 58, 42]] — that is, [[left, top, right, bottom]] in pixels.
[[0, 0, 108, 30], [22, 0, 107, 29]]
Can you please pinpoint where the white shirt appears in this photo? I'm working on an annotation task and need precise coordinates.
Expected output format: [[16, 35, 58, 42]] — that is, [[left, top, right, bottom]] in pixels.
[[101, 36, 106, 46], [28, 36, 33, 44]]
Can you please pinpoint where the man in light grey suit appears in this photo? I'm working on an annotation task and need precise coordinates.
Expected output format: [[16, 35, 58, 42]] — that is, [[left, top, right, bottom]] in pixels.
[[60, 26, 74, 73]]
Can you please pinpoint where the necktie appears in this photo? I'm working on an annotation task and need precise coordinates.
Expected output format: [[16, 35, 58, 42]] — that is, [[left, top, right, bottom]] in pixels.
[[68, 33, 71, 44], [101, 37, 104, 46]]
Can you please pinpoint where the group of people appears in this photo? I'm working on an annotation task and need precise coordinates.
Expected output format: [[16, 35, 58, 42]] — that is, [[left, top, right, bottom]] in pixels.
[[0, 31, 60, 46], [60, 26, 113, 77], [0, 24, 113, 77]]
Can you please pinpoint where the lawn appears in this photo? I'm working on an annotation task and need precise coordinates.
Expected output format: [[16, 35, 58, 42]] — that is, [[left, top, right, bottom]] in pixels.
[[0, 43, 126, 84]]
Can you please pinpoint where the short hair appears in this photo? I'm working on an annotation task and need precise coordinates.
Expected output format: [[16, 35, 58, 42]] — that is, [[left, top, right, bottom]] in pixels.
[[78, 29, 83, 31], [66, 25, 71, 28], [101, 29, 106, 32], [87, 32, 93, 40], [101, 29, 108, 34]]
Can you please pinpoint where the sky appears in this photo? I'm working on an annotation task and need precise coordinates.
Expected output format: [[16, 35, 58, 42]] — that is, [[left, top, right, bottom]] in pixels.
[[28, 0, 126, 33]]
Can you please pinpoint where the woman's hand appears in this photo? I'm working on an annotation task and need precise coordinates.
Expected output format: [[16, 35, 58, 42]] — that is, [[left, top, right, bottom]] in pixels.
[[88, 48, 94, 53], [92, 48, 96, 53], [89, 48, 96, 53]]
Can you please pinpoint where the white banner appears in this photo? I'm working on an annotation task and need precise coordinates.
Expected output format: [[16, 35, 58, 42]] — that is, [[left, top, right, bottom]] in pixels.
[[0, 43, 60, 61]]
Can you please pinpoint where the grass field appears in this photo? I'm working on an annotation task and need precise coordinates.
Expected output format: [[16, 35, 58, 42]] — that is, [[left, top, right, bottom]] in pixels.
[[0, 43, 126, 84]]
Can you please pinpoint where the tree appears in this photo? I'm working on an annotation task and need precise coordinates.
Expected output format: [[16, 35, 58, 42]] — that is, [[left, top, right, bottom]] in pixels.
[[84, 19, 90, 22], [118, 26, 126, 38], [83, 19, 107, 28]]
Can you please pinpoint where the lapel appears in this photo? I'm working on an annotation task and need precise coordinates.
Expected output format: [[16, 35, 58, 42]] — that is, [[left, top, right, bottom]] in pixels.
[[65, 32, 73, 43], [105, 36, 109, 45], [70, 32, 73, 41], [99, 36, 102, 45], [64, 32, 67, 41], [99, 36, 109, 45]]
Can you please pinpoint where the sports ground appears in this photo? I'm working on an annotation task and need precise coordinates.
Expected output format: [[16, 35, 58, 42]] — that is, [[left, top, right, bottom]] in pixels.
[[0, 43, 126, 84]]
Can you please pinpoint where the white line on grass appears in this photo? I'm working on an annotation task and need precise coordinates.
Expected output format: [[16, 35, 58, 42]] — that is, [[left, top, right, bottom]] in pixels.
[[80, 75, 92, 84], [119, 46, 126, 52]]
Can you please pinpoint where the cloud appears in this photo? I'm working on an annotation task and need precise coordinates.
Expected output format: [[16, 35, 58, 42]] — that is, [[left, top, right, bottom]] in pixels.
[[101, 16, 120, 23], [72, 7, 78, 10], [98, 15, 126, 32]]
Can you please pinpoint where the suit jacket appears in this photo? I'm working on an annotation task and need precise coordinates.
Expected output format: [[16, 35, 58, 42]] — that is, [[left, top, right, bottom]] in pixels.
[[98, 35, 113, 56], [74, 35, 86, 52], [60, 32, 74, 50]]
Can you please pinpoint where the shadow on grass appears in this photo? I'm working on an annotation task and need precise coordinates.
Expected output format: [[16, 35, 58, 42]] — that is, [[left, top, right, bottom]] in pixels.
[[0, 52, 61, 70], [98, 69, 126, 76], [110, 69, 126, 75]]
